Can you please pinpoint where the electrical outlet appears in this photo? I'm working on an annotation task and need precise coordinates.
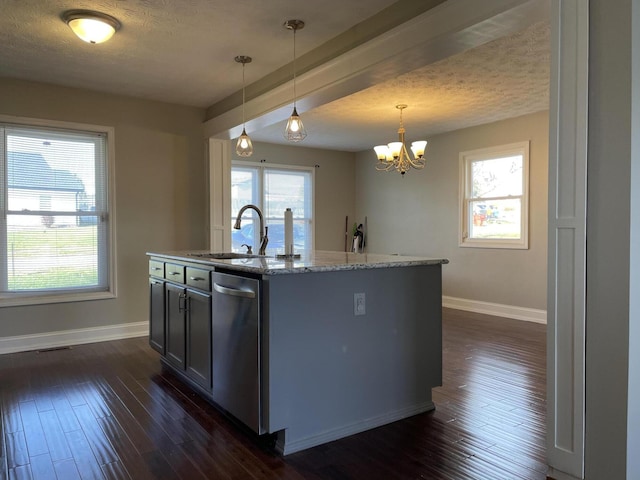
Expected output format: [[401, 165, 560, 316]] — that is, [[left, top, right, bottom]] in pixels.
[[354, 292, 366, 316]]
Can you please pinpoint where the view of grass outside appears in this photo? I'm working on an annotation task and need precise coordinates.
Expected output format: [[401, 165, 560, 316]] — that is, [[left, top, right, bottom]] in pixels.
[[7, 224, 98, 290], [3, 123, 109, 295]]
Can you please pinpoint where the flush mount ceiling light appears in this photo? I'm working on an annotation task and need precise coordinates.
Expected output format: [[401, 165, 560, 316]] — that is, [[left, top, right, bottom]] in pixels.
[[374, 105, 427, 176], [283, 19, 307, 143], [234, 55, 254, 157], [62, 10, 121, 44]]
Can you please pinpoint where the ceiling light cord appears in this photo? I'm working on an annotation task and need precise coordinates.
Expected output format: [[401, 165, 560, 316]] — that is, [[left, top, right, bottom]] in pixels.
[[242, 61, 247, 127], [292, 27, 297, 109]]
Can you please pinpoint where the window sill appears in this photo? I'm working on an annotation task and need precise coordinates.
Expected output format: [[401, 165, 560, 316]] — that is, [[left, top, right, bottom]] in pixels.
[[0, 290, 116, 308], [459, 239, 528, 250]]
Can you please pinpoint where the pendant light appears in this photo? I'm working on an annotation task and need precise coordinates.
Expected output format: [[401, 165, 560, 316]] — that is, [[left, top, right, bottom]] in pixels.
[[234, 55, 254, 157], [283, 19, 307, 142]]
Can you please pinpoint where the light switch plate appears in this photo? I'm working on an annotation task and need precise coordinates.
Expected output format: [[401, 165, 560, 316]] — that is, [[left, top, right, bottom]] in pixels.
[[354, 292, 366, 316]]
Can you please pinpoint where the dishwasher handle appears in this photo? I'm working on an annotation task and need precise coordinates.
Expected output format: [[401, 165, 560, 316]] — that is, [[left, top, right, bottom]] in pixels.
[[213, 282, 256, 299]]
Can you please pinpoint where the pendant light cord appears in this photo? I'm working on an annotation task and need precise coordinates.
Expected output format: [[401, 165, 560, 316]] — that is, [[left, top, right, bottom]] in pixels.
[[293, 27, 297, 108], [242, 62, 246, 127]]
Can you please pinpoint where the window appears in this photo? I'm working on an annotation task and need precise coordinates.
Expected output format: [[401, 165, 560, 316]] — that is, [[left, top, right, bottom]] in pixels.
[[0, 117, 115, 306], [459, 141, 529, 249], [231, 163, 313, 253]]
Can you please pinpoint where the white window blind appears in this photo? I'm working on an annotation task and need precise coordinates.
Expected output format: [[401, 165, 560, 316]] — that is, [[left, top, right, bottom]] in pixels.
[[0, 122, 112, 301]]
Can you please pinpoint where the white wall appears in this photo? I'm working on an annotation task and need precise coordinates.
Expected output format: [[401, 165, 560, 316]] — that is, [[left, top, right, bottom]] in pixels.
[[586, 0, 639, 477], [232, 142, 356, 252], [355, 110, 548, 311], [0, 78, 207, 339]]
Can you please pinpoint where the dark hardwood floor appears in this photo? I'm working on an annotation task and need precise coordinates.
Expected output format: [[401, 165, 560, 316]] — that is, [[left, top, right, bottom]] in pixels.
[[0, 308, 546, 480]]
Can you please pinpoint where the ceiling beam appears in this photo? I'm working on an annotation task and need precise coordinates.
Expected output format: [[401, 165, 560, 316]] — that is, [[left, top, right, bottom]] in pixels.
[[203, 0, 549, 140]]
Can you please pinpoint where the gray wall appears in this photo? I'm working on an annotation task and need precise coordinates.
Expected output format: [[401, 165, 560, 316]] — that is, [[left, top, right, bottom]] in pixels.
[[0, 77, 207, 337], [232, 141, 356, 252], [587, 0, 639, 477], [354, 110, 548, 310]]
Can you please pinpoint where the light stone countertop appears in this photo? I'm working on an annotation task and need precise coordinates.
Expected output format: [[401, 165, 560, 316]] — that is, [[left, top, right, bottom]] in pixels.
[[148, 250, 449, 276]]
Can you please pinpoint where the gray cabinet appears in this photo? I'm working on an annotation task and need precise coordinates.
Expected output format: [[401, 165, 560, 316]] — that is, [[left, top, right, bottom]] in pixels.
[[149, 260, 166, 354], [166, 282, 186, 369], [149, 258, 213, 391], [185, 288, 212, 389], [149, 278, 165, 354]]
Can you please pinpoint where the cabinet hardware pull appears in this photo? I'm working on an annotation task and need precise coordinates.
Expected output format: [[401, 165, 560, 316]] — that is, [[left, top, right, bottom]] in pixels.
[[178, 293, 186, 312], [152, 267, 162, 271], [189, 277, 205, 281], [169, 272, 181, 275], [213, 283, 256, 299]]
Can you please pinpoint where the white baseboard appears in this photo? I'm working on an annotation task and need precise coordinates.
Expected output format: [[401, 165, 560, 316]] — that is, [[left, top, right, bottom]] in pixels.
[[0, 321, 148, 355], [276, 401, 435, 455], [443, 296, 547, 324]]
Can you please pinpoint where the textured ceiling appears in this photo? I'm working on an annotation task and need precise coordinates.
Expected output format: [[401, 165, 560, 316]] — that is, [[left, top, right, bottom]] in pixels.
[[0, 0, 398, 107], [250, 20, 551, 152], [1, 1, 550, 153]]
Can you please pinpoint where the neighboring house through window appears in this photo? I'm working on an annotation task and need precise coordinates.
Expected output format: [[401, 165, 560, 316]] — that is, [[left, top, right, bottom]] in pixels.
[[459, 141, 529, 249], [231, 163, 313, 254], [0, 118, 115, 306]]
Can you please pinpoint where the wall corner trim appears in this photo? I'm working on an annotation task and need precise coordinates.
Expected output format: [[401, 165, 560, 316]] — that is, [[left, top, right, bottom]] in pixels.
[[0, 322, 148, 355], [442, 296, 547, 324]]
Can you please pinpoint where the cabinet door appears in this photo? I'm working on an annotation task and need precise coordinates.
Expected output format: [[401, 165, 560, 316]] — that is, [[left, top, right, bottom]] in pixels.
[[149, 278, 165, 354], [186, 289, 212, 389], [166, 283, 186, 369]]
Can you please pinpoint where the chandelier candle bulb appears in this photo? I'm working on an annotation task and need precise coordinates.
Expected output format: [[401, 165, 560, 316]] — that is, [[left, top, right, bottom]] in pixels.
[[284, 208, 294, 256]]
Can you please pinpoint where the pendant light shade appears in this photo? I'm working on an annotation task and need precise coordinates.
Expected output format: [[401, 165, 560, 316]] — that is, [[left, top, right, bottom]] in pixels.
[[236, 128, 253, 157], [283, 19, 307, 142], [234, 55, 254, 157], [62, 10, 121, 44]]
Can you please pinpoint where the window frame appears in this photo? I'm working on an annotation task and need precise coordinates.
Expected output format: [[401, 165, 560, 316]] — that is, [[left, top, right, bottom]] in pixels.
[[231, 161, 315, 253], [459, 141, 530, 250], [0, 115, 117, 307]]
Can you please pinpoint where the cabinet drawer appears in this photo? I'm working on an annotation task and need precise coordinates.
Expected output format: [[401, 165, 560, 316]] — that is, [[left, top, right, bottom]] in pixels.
[[149, 260, 164, 278], [186, 267, 211, 291], [165, 263, 185, 283]]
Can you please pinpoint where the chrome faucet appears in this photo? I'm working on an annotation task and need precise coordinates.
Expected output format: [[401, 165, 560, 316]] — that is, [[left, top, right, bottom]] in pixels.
[[234, 204, 269, 255]]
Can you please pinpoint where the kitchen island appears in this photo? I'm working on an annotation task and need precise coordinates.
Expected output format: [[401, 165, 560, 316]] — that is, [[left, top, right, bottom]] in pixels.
[[147, 250, 448, 455]]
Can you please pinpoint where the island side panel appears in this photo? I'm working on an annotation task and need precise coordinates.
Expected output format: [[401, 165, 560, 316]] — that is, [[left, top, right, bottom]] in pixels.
[[263, 264, 443, 454]]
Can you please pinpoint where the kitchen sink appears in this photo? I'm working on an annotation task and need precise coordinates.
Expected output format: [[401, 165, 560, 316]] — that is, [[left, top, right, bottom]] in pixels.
[[188, 252, 266, 260]]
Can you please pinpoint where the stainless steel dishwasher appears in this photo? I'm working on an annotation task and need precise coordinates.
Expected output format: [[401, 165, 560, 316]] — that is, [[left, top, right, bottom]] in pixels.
[[211, 272, 263, 434]]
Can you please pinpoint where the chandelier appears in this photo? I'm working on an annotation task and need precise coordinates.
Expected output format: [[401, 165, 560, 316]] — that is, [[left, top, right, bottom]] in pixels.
[[374, 104, 427, 176]]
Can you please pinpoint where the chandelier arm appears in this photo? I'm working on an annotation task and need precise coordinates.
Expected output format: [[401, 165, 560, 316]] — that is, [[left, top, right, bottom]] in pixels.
[[375, 161, 394, 172]]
